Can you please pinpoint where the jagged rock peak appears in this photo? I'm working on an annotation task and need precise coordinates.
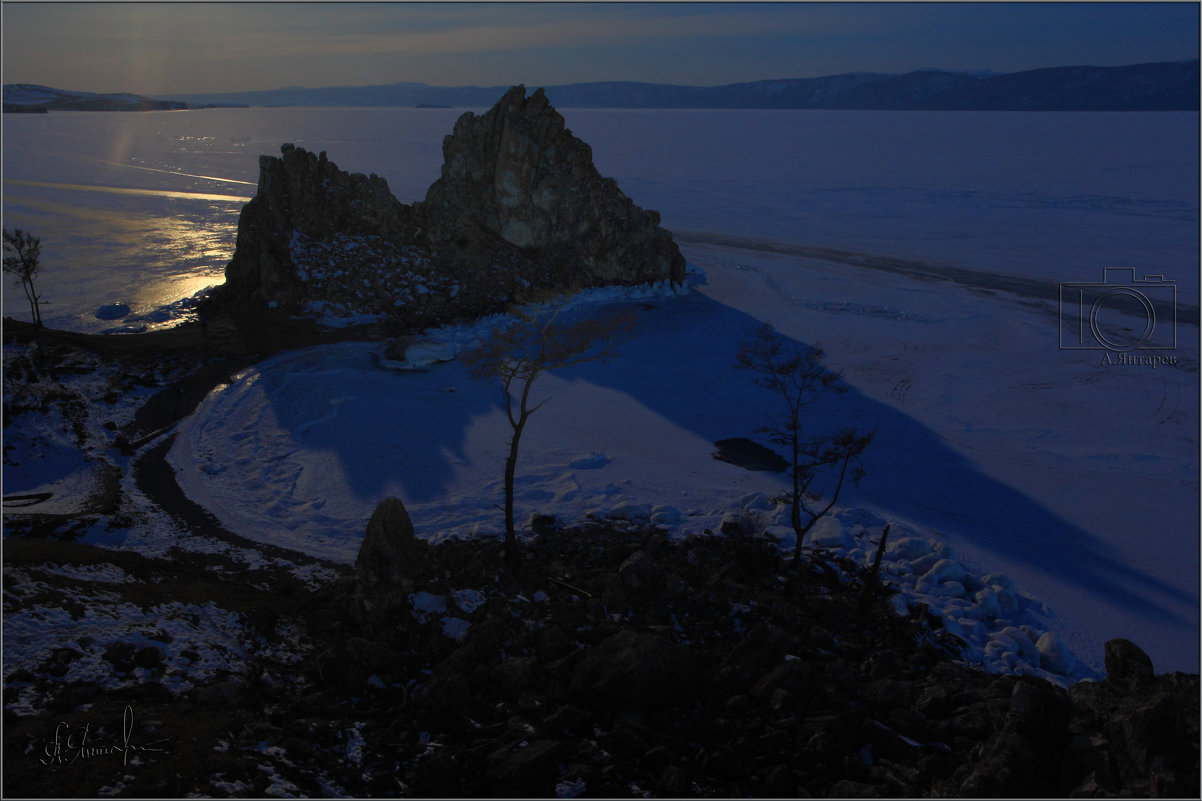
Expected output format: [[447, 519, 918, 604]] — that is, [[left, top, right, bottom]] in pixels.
[[263, 144, 410, 240], [423, 84, 685, 286], [223, 144, 419, 310], [220, 86, 686, 318]]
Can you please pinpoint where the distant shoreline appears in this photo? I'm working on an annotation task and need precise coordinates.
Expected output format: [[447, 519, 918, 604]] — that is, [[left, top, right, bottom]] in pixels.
[[6, 60, 1198, 112]]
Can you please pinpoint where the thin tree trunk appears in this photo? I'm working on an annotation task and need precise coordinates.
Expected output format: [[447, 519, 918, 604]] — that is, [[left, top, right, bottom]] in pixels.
[[503, 425, 522, 564], [503, 370, 538, 566], [790, 418, 804, 564], [21, 278, 39, 328]]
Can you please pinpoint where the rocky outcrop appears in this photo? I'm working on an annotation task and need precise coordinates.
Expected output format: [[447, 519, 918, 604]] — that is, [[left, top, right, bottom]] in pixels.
[[354, 496, 426, 613], [223, 145, 431, 316], [422, 85, 685, 289], [220, 86, 685, 323]]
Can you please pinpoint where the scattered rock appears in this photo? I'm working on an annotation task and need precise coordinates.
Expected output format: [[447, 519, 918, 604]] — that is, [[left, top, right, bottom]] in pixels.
[[94, 302, 131, 320], [609, 502, 650, 522], [529, 513, 559, 536], [568, 452, 609, 470], [487, 738, 566, 789], [39, 648, 82, 678], [5, 523, 1196, 799], [719, 512, 755, 537], [101, 641, 137, 674], [617, 549, 659, 594], [809, 516, 853, 549], [886, 537, 933, 561], [571, 628, 699, 709]]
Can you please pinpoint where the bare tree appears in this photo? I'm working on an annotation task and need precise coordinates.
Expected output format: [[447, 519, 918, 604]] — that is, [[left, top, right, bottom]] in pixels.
[[3, 229, 44, 327], [462, 302, 638, 564], [736, 323, 874, 563]]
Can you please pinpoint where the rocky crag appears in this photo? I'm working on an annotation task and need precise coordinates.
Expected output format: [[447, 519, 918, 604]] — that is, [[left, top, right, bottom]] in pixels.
[[220, 86, 686, 324]]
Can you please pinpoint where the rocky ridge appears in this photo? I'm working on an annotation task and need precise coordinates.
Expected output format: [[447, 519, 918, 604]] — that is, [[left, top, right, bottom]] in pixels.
[[220, 86, 685, 324]]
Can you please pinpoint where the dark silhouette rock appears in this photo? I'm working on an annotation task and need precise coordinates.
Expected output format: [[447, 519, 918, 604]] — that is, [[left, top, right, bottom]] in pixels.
[[220, 86, 685, 321], [712, 437, 789, 472], [224, 145, 420, 312], [423, 85, 686, 290], [355, 496, 424, 612], [1104, 638, 1155, 689]]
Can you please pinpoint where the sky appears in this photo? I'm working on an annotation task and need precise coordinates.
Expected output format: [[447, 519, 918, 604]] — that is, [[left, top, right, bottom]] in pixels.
[[1, 2, 1198, 95]]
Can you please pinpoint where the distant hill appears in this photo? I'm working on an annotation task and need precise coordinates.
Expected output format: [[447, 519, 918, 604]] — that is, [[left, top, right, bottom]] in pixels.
[[158, 60, 1199, 111], [5, 60, 1197, 112], [2, 84, 187, 111]]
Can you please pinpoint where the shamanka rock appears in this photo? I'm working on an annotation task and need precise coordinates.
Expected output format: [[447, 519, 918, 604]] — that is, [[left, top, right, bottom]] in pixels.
[[219, 86, 685, 323], [422, 85, 685, 289]]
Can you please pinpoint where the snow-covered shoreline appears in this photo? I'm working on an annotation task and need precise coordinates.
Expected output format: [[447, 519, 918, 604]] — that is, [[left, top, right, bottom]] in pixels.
[[5, 106, 1197, 684], [157, 245, 1198, 679]]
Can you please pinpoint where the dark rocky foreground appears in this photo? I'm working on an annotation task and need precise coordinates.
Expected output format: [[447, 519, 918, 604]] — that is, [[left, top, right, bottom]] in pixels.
[[5, 496, 1196, 798]]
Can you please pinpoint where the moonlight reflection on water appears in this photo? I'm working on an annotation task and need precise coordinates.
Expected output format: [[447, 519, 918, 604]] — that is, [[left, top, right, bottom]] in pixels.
[[1, 182, 239, 329]]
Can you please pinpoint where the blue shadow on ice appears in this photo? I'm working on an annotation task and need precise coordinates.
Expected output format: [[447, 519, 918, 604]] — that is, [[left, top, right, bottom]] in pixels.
[[546, 275, 1195, 627], [278, 272, 1191, 628]]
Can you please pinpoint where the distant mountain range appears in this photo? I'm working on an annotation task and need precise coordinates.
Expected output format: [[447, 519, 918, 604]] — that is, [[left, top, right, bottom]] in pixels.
[[4, 60, 1198, 112], [2, 84, 188, 112]]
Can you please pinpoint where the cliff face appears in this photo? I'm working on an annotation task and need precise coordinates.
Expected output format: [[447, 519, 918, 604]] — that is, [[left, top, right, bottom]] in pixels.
[[221, 86, 685, 322], [223, 145, 432, 316], [422, 85, 685, 288]]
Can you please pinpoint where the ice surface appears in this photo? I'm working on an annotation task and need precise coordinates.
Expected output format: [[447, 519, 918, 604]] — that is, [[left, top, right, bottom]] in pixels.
[[166, 248, 1198, 675], [3, 108, 1196, 328], [3, 107, 1197, 678]]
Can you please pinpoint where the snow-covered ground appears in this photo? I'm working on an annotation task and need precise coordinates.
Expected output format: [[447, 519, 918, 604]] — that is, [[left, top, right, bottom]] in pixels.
[[4, 107, 1198, 680]]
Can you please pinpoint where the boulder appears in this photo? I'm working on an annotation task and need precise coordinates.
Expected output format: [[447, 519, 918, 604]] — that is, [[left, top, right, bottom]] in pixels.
[[719, 512, 755, 537], [355, 496, 424, 610], [1104, 638, 1154, 688], [1035, 631, 1077, 676], [712, 437, 789, 472], [886, 537, 933, 561]]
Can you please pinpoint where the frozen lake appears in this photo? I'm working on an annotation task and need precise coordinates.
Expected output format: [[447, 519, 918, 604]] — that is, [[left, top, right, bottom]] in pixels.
[[3, 105, 1198, 674], [2, 106, 1197, 331]]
